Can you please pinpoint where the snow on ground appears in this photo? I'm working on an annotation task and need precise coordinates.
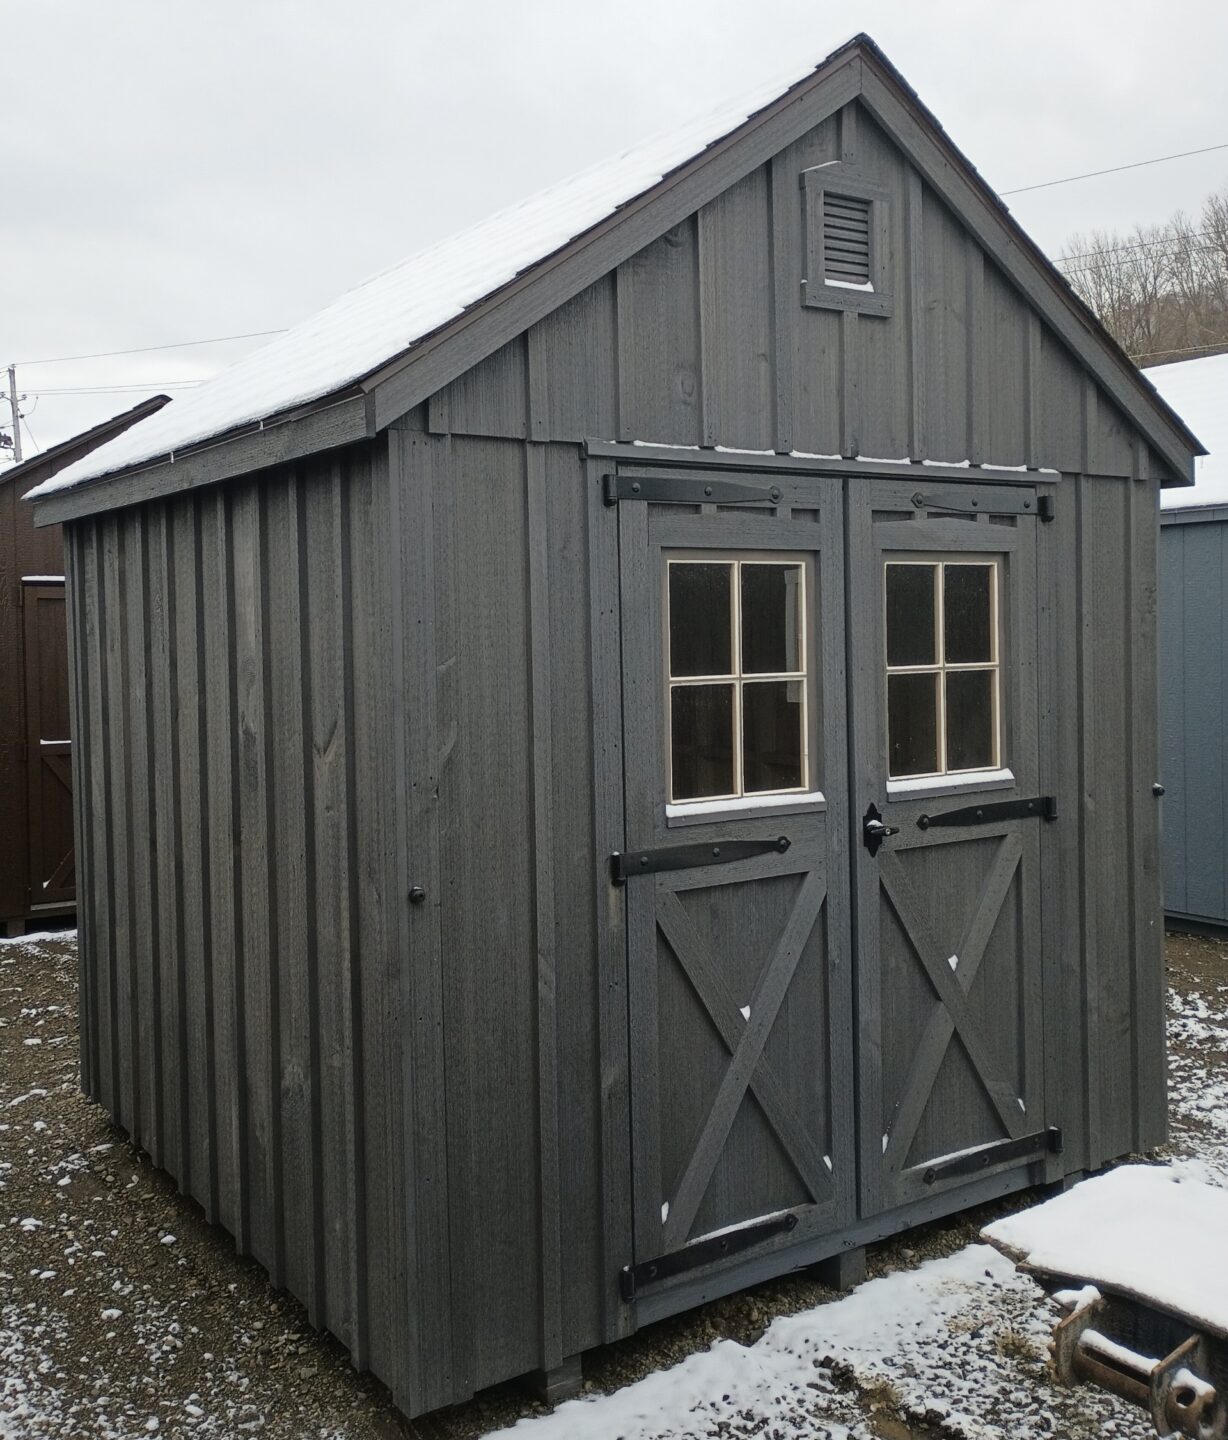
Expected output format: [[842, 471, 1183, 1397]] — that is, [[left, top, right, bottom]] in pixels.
[[1, 927, 1226, 1438]]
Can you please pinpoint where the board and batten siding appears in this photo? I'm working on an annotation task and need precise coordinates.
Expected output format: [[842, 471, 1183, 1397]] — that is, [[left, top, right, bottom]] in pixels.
[[66, 444, 442, 1410], [64, 426, 618, 1412], [60, 90, 1169, 1417], [1159, 508, 1228, 929], [425, 102, 1154, 481]]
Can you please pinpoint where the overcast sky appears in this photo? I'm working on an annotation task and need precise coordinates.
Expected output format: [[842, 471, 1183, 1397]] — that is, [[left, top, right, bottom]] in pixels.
[[3, 0, 1226, 459]]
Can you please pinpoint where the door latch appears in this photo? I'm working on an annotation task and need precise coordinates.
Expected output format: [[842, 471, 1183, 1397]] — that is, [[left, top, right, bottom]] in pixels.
[[862, 802, 899, 857]]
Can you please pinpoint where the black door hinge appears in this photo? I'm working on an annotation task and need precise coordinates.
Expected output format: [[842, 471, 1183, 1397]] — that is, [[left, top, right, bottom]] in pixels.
[[921, 1127, 1063, 1185], [603, 473, 782, 507], [910, 490, 1054, 522], [620, 1211, 799, 1302], [916, 795, 1057, 830], [611, 835, 789, 885]]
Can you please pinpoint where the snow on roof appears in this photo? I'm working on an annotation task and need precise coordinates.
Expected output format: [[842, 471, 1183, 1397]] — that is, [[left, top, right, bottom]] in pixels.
[[1150, 352, 1228, 508], [27, 50, 846, 501], [982, 1164, 1228, 1337]]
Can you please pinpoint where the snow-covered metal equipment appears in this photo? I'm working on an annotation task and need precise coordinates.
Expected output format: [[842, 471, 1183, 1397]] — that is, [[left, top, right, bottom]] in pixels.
[[983, 1166, 1228, 1439], [1050, 1287, 1225, 1438]]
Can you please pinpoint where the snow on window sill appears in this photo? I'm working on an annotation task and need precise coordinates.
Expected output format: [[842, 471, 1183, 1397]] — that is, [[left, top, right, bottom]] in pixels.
[[885, 767, 1014, 801], [665, 790, 826, 828]]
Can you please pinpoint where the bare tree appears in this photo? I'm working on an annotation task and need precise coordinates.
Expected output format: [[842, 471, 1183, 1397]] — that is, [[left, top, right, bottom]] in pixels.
[[1059, 183, 1228, 366]]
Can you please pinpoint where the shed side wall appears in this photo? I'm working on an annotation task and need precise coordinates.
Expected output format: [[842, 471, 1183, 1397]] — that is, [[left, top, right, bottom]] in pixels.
[[65, 441, 420, 1404]]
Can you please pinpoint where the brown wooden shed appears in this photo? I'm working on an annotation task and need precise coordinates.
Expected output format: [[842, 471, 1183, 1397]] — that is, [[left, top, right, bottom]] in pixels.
[[27, 37, 1203, 1422], [1, 396, 168, 933]]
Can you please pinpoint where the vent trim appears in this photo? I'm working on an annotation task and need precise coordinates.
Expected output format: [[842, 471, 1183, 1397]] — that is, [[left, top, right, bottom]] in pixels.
[[800, 164, 893, 317]]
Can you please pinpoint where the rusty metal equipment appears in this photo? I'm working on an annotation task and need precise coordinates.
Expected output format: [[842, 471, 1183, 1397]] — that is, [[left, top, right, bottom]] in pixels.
[[1050, 1287, 1227, 1439]]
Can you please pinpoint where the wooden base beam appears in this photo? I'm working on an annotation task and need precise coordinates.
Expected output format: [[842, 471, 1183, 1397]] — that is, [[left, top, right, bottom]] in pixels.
[[812, 1245, 867, 1292], [524, 1353, 583, 1406]]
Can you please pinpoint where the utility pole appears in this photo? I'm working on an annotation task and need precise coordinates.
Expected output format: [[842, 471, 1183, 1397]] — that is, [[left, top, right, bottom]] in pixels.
[[5, 364, 22, 463]]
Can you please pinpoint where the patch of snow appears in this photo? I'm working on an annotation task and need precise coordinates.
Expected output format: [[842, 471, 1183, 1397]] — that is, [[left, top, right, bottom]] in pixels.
[[824, 277, 875, 292], [0, 929, 76, 948], [947, 954, 959, 972], [922, 457, 973, 467], [660, 1202, 669, 1224], [983, 1165, 1228, 1335], [1148, 353, 1227, 507], [739, 1005, 751, 1021]]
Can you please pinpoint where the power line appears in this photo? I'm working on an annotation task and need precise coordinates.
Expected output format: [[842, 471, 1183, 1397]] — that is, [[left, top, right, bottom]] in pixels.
[[1001, 141, 1228, 196], [1059, 228, 1220, 266], [20, 415, 41, 456], [1132, 341, 1228, 362], [16, 327, 287, 367], [22, 381, 203, 397]]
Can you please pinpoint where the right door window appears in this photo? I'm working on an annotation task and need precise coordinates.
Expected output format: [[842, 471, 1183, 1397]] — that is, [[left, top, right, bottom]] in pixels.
[[884, 558, 1000, 779]]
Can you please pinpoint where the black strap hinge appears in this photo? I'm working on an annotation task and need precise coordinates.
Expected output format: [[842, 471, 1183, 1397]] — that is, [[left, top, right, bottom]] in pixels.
[[910, 489, 1053, 521], [917, 795, 1057, 830], [611, 835, 789, 885], [620, 1211, 798, 1302], [921, 1126, 1063, 1185], [604, 472, 782, 507]]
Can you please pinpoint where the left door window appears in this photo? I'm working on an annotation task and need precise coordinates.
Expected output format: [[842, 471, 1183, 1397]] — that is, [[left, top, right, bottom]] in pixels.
[[666, 556, 809, 803]]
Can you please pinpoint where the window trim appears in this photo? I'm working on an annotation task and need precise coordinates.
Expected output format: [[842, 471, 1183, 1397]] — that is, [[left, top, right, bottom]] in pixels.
[[883, 556, 1003, 781], [663, 551, 814, 806], [800, 162, 893, 317]]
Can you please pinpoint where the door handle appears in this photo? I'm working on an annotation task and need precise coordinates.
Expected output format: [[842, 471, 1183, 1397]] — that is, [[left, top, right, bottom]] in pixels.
[[862, 802, 899, 857]]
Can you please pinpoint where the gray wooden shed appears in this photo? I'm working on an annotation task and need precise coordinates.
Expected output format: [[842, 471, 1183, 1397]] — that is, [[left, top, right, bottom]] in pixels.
[[27, 36, 1203, 1420]]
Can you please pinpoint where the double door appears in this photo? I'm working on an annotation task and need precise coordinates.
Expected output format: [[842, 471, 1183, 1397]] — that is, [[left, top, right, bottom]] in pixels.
[[614, 469, 1052, 1298]]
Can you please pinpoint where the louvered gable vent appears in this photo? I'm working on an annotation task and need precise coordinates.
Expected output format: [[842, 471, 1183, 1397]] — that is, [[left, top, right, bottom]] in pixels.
[[823, 192, 872, 286]]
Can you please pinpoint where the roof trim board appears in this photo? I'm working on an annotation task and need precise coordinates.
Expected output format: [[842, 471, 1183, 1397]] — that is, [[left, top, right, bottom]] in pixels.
[[27, 35, 1201, 524]]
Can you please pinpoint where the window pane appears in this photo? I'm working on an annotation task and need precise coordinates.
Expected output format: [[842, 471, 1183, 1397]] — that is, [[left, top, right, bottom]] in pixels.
[[741, 564, 803, 674], [743, 680, 805, 793], [669, 564, 732, 677], [670, 684, 735, 800], [945, 670, 995, 771], [885, 564, 937, 667], [887, 672, 939, 777], [944, 565, 993, 664]]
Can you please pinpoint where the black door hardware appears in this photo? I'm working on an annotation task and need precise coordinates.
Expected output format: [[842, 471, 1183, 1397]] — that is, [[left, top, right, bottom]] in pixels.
[[620, 1211, 799, 1301], [916, 795, 1057, 830], [603, 473, 782, 507], [408, 887, 427, 905], [862, 802, 899, 856], [921, 1127, 1063, 1185], [1153, 782, 1166, 797], [910, 490, 1054, 522], [611, 835, 790, 885]]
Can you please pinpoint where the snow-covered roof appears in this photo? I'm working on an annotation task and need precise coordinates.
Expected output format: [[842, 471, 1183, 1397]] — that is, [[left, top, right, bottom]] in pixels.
[[27, 51, 838, 500], [1150, 352, 1228, 509]]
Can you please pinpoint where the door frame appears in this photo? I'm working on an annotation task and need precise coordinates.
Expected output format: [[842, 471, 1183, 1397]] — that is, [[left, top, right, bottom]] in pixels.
[[586, 444, 1068, 1332]]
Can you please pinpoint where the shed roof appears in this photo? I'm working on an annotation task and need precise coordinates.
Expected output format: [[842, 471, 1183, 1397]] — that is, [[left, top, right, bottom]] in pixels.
[[26, 34, 1203, 508], [3, 394, 169, 494], [1150, 352, 1228, 510]]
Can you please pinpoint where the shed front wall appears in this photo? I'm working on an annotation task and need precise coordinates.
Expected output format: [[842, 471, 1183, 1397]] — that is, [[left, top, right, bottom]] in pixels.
[[64, 92, 1168, 1421], [1159, 510, 1228, 928]]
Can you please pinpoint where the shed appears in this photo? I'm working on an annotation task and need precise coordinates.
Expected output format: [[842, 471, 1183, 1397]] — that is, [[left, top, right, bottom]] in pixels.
[[1152, 353, 1228, 929], [26, 37, 1202, 1420], [0, 395, 168, 934]]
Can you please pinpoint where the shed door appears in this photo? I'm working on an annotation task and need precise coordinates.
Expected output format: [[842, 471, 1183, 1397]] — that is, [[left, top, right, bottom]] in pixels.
[[615, 472, 855, 1296], [23, 580, 75, 910], [847, 479, 1052, 1217]]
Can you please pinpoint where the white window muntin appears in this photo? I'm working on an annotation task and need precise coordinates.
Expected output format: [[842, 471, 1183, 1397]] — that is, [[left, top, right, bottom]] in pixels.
[[883, 556, 1002, 781], [664, 553, 811, 804]]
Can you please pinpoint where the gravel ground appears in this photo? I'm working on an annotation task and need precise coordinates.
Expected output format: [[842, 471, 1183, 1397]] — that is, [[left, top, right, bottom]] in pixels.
[[1, 927, 1225, 1438]]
